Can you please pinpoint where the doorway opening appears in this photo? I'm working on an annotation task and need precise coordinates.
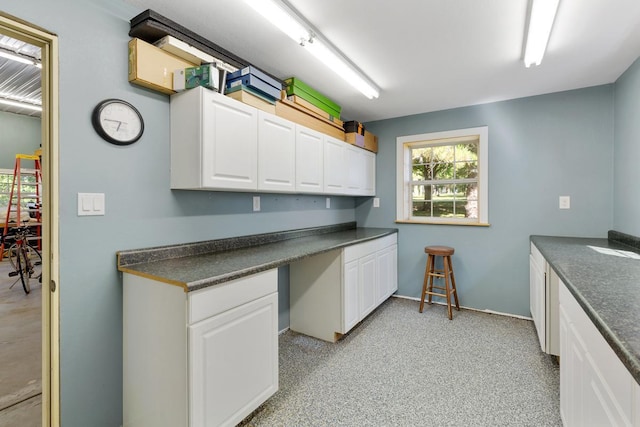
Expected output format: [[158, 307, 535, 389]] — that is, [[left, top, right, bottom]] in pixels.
[[0, 12, 59, 427]]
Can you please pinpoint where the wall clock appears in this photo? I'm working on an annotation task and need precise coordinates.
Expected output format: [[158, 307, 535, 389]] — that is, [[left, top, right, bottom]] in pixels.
[[91, 99, 144, 145]]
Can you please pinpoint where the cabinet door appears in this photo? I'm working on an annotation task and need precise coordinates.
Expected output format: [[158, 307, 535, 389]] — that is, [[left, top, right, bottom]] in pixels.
[[390, 245, 398, 294], [529, 253, 546, 352], [343, 259, 359, 332], [189, 293, 278, 427], [376, 245, 397, 304], [363, 149, 376, 196], [324, 136, 346, 194], [295, 126, 324, 193], [202, 93, 258, 190], [258, 111, 296, 192], [359, 253, 377, 319], [345, 144, 365, 195]]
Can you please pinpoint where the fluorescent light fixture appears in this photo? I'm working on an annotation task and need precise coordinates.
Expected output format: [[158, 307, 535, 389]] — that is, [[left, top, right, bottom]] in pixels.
[[0, 49, 41, 69], [523, 0, 560, 67], [0, 97, 42, 112], [245, 0, 308, 44], [245, 0, 380, 99], [305, 38, 379, 99]]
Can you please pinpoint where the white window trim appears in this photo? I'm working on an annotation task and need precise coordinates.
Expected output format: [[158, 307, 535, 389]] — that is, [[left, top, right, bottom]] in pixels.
[[396, 126, 489, 226]]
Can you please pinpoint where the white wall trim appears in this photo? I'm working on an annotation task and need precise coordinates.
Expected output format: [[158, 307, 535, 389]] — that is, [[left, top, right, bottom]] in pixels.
[[391, 294, 533, 321]]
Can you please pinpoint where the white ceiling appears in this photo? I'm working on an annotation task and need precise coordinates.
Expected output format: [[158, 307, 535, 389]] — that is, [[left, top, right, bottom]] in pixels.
[[127, 0, 640, 122]]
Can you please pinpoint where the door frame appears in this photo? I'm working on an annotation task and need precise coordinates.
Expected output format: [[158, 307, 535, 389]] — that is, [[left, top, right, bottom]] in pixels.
[[0, 12, 60, 427]]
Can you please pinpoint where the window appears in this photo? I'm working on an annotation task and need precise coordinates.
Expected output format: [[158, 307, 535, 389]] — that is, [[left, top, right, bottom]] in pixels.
[[0, 168, 39, 219], [396, 127, 488, 225]]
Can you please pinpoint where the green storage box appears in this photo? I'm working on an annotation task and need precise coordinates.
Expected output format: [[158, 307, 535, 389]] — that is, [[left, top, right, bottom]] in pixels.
[[284, 77, 341, 119]]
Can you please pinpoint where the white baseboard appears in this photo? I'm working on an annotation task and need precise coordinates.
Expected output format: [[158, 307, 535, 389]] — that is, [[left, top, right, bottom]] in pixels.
[[391, 294, 533, 321], [278, 327, 290, 335]]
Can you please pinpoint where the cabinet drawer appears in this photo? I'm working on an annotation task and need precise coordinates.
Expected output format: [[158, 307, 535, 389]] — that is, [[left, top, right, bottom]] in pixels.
[[188, 269, 277, 324], [344, 234, 397, 263]]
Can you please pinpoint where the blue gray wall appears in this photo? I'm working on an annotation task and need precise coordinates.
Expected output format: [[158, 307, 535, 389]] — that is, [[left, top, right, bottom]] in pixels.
[[2, 0, 636, 425], [2, 1, 354, 426], [0, 111, 40, 169], [358, 86, 615, 316], [614, 56, 640, 237]]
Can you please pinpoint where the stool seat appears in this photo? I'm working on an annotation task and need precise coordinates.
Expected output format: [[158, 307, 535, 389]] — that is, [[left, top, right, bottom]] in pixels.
[[424, 245, 455, 256], [419, 245, 460, 319]]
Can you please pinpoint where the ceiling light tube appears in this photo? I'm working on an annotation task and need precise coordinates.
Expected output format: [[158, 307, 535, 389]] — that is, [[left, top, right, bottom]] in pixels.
[[245, 0, 380, 99], [0, 97, 42, 112], [245, 0, 308, 44], [0, 49, 41, 68], [523, 0, 560, 67], [305, 39, 379, 99]]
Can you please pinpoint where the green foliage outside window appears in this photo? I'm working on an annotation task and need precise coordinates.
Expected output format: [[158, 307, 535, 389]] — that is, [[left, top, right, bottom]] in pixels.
[[410, 142, 479, 219]]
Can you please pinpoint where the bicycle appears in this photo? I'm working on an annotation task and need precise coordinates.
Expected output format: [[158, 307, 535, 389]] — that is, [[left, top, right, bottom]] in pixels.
[[1, 224, 42, 294]]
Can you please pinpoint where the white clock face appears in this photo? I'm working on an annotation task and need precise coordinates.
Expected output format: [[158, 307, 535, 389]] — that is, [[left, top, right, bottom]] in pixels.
[[99, 102, 143, 143]]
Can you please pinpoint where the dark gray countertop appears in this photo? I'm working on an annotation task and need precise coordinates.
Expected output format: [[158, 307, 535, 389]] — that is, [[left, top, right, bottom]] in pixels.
[[117, 222, 397, 292], [530, 234, 640, 385]]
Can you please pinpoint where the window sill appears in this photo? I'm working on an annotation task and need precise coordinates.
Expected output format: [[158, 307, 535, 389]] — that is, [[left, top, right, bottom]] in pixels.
[[395, 220, 491, 227]]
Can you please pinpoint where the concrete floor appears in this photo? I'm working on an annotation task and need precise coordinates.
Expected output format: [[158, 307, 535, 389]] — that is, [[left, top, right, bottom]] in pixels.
[[0, 259, 42, 426]]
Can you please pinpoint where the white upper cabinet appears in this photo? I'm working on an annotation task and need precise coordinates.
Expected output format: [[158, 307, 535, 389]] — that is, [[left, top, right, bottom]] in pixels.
[[258, 111, 296, 193], [345, 144, 376, 196], [295, 125, 324, 193], [323, 136, 346, 195], [171, 87, 376, 196], [171, 87, 258, 190], [363, 149, 376, 196]]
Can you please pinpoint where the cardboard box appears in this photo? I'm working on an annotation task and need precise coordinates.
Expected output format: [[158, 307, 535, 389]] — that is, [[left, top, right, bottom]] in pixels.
[[276, 99, 345, 141], [283, 77, 341, 118], [343, 120, 364, 135], [287, 95, 343, 127], [185, 64, 219, 90], [227, 87, 276, 114], [346, 130, 378, 153], [128, 38, 196, 94], [227, 73, 280, 100], [154, 35, 214, 65], [227, 65, 282, 91]]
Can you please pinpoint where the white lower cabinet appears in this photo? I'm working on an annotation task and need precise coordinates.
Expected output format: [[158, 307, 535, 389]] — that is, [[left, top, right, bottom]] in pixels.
[[530, 242, 559, 355], [123, 269, 278, 427], [376, 243, 398, 306], [559, 280, 638, 427], [290, 233, 398, 342]]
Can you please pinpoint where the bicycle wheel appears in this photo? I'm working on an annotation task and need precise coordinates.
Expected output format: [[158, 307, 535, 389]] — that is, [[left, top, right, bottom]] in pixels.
[[8, 244, 19, 270], [17, 245, 42, 294]]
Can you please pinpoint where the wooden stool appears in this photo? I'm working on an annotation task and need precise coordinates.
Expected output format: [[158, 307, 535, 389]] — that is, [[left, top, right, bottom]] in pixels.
[[419, 245, 460, 320]]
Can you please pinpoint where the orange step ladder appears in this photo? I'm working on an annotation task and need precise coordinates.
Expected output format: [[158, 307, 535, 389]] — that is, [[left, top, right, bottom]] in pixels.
[[1, 154, 42, 259]]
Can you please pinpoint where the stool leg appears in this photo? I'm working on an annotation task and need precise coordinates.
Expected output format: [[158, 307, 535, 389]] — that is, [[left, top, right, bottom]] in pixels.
[[419, 253, 432, 312], [444, 256, 453, 320], [448, 255, 460, 310], [427, 254, 435, 305]]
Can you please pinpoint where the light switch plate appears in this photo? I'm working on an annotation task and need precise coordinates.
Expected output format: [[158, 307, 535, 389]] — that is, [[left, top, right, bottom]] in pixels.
[[78, 193, 105, 216], [559, 196, 570, 210], [326, 197, 331, 209], [373, 197, 380, 208], [253, 196, 260, 212]]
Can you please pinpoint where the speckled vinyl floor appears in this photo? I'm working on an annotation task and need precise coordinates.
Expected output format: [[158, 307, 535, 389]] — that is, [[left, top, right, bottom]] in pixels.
[[244, 297, 561, 427]]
